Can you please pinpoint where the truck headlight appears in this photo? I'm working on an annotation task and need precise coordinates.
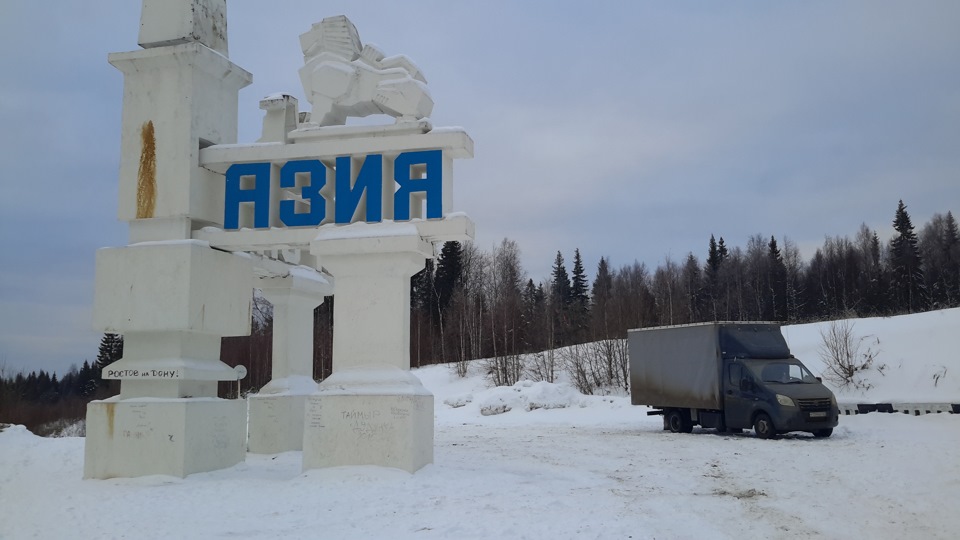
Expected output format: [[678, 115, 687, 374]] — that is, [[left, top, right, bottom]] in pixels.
[[776, 394, 795, 407]]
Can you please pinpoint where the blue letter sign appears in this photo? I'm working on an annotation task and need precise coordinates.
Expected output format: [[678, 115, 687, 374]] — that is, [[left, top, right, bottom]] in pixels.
[[393, 150, 442, 221], [335, 154, 383, 224], [224, 162, 271, 229], [222, 150, 444, 230], [279, 160, 327, 227]]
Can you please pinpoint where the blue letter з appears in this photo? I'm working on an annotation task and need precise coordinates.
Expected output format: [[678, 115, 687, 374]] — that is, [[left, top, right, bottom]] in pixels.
[[279, 160, 327, 227]]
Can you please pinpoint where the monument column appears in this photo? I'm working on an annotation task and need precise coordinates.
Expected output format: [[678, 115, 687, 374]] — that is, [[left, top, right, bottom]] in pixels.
[[303, 226, 435, 473], [248, 269, 332, 454], [84, 0, 254, 479]]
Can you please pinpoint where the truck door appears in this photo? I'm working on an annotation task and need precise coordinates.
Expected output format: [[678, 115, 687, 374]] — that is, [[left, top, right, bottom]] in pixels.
[[724, 362, 755, 429]]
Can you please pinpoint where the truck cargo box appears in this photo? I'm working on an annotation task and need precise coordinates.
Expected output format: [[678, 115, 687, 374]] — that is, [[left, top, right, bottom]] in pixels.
[[628, 322, 791, 410], [628, 323, 724, 409]]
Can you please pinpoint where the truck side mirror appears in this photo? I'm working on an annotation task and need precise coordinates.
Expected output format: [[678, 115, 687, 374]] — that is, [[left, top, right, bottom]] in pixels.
[[740, 379, 752, 392]]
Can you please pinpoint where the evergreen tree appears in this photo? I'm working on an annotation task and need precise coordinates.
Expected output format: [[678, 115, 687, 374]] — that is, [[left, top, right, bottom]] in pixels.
[[718, 237, 729, 262], [434, 241, 464, 315], [570, 249, 590, 340], [766, 236, 787, 321], [96, 333, 124, 371], [521, 279, 547, 351], [705, 235, 724, 321], [78, 360, 99, 397], [889, 200, 927, 312], [550, 251, 572, 306], [590, 256, 615, 338], [945, 211, 960, 304], [550, 251, 572, 345], [410, 259, 437, 365], [919, 212, 960, 308], [681, 253, 703, 323]]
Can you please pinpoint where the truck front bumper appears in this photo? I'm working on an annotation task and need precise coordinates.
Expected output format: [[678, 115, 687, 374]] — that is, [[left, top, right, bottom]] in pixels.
[[773, 407, 839, 432]]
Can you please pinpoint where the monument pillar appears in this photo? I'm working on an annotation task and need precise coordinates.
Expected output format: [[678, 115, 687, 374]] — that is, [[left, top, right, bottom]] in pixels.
[[248, 269, 332, 454], [303, 226, 435, 473], [84, 0, 254, 479]]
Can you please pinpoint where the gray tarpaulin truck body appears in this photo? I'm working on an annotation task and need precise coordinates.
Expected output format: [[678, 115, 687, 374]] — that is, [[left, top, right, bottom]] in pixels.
[[629, 324, 724, 410], [628, 322, 839, 438]]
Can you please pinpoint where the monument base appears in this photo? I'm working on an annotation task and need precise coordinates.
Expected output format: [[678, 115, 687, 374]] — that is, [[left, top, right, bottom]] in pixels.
[[302, 368, 433, 473], [248, 376, 319, 454], [84, 398, 246, 479]]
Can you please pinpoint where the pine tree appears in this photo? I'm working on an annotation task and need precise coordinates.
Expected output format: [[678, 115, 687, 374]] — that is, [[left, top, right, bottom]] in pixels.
[[705, 235, 724, 321], [551, 251, 572, 306], [767, 236, 787, 321], [945, 211, 960, 304], [410, 259, 437, 365], [590, 257, 614, 339], [681, 253, 703, 323], [889, 200, 927, 312], [434, 241, 464, 315], [96, 333, 124, 371], [78, 360, 99, 397], [570, 249, 590, 340], [550, 251, 572, 345]]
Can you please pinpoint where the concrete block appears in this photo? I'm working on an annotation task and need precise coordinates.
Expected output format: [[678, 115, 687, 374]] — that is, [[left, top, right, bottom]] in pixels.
[[109, 43, 251, 224], [303, 368, 433, 473], [139, 0, 228, 55], [93, 241, 252, 336], [84, 398, 245, 479], [248, 393, 311, 454]]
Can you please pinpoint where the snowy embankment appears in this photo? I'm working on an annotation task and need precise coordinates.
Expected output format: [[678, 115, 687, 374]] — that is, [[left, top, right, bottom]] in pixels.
[[784, 308, 960, 404], [1, 309, 959, 539]]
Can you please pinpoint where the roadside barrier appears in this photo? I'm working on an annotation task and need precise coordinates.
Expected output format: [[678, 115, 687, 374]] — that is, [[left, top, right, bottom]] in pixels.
[[839, 403, 959, 416]]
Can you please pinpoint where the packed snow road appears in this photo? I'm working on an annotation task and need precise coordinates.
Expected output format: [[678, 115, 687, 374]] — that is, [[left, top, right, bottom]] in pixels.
[[2, 401, 957, 539], [433, 412, 959, 539]]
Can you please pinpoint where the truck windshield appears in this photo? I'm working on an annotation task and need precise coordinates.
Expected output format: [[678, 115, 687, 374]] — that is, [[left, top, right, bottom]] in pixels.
[[748, 361, 819, 384]]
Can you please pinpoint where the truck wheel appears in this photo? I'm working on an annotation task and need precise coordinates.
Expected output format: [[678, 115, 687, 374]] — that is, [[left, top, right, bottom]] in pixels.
[[753, 412, 776, 439], [813, 428, 833, 438], [666, 410, 692, 434]]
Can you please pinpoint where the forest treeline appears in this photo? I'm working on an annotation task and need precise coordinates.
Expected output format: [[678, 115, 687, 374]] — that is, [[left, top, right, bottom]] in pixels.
[[3, 201, 958, 431]]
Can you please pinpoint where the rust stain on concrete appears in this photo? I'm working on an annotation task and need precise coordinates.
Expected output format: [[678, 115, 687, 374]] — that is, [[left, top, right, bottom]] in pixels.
[[136, 120, 157, 219], [104, 401, 116, 439]]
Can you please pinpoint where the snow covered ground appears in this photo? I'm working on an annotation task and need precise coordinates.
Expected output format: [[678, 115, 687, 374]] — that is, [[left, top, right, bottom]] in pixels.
[[2, 310, 959, 539]]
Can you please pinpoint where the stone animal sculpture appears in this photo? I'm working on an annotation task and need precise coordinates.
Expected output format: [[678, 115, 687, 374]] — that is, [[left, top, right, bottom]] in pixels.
[[298, 16, 434, 126]]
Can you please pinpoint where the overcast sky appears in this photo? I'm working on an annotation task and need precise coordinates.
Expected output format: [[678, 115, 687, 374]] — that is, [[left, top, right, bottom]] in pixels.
[[1, 1, 958, 375]]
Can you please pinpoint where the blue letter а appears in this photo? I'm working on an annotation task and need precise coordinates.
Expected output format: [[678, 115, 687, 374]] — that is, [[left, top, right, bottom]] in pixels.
[[393, 150, 442, 221], [224, 162, 270, 229]]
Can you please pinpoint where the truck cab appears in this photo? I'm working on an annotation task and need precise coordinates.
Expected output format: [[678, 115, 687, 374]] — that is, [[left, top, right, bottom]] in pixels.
[[724, 357, 838, 438]]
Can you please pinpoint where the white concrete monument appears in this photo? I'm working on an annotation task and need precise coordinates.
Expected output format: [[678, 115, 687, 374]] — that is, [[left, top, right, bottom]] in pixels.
[[87, 3, 473, 477]]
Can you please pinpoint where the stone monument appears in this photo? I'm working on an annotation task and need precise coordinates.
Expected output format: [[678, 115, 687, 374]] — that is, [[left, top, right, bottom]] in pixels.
[[87, 2, 473, 478]]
